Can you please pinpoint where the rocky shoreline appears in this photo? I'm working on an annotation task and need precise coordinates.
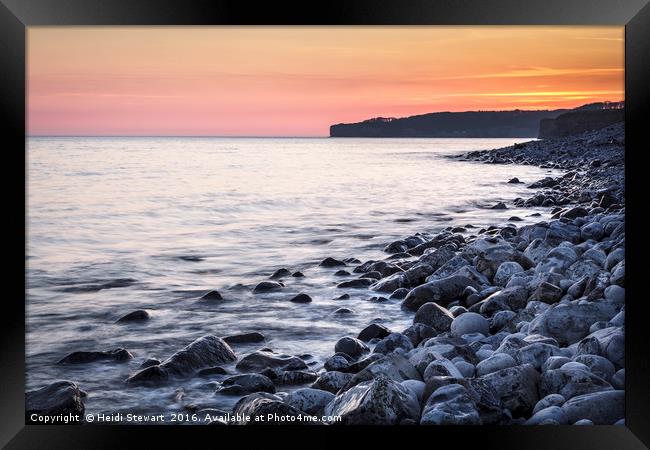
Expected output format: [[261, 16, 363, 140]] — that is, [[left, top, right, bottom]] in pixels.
[[27, 123, 625, 425]]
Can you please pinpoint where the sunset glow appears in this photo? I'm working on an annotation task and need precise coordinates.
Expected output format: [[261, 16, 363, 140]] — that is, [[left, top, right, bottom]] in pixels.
[[27, 26, 624, 136]]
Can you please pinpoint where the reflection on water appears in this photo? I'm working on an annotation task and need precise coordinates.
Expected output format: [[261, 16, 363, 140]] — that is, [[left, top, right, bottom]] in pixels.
[[26, 137, 559, 416]]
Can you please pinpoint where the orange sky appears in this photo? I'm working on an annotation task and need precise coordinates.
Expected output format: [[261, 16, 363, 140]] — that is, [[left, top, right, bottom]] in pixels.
[[27, 26, 624, 136]]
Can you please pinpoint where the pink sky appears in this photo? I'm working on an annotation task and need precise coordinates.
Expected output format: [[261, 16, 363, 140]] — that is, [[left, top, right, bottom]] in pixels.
[[28, 27, 624, 136]]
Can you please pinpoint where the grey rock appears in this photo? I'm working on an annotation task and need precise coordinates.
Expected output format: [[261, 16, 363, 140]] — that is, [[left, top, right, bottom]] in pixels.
[[233, 392, 302, 425], [324, 376, 420, 424], [414, 302, 454, 332], [580, 222, 604, 241], [540, 367, 612, 399], [290, 293, 312, 303], [402, 275, 479, 310], [253, 281, 284, 293], [320, 257, 346, 267], [58, 348, 133, 365], [218, 374, 275, 395], [516, 343, 564, 371], [526, 406, 568, 425], [373, 333, 414, 355], [335, 336, 369, 358], [423, 358, 464, 381], [611, 368, 625, 390], [117, 310, 151, 323], [476, 353, 517, 376], [26, 381, 85, 421], [402, 323, 437, 347], [284, 388, 335, 416], [358, 323, 391, 342], [561, 390, 624, 425], [223, 332, 265, 344], [480, 364, 540, 417], [493, 261, 524, 287], [573, 354, 615, 381], [450, 312, 489, 337], [420, 384, 480, 425], [312, 371, 353, 394], [529, 303, 616, 345], [236, 350, 307, 372], [533, 393, 566, 415]]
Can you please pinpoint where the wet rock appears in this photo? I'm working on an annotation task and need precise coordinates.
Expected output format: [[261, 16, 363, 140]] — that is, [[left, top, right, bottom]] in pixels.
[[580, 222, 604, 241], [611, 369, 624, 390], [540, 367, 612, 399], [491, 202, 507, 210], [290, 293, 312, 303], [337, 278, 374, 289], [319, 257, 346, 268], [523, 239, 553, 264], [358, 323, 391, 342], [25, 381, 85, 422], [423, 358, 464, 381], [292, 271, 305, 278], [274, 370, 319, 385], [480, 286, 528, 316], [197, 366, 228, 377], [525, 406, 568, 425], [561, 390, 624, 425], [334, 307, 353, 315], [561, 206, 589, 220], [127, 336, 236, 385], [402, 323, 437, 347], [236, 350, 307, 372], [450, 312, 489, 337], [312, 371, 354, 394], [324, 355, 351, 372], [573, 354, 615, 381], [233, 392, 303, 425], [508, 177, 522, 184], [402, 275, 479, 310], [389, 288, 409, 300], [476, 353, 517, 377], [200, 290, 223, 301], [116, 310, 151, 323], [342, 354, 421, 392], [139, 358, 161, 369], [334, 336, 369, 358], [420, 384, 480, 425], [529, 303, 616, 345], [324, 376, 420, 425], [413, 302, 454, 332], [530, 282, 563, 304], [493, 262, 524, 287], [480, 364, 539, 417], [373, 333, 413, 355], [270, 268, 292, 279], [223, 332, 265, 344], [58, 348, 133, 365], [253, 281, 284, 293], [533, 393, 566, 415], [516, 343, 564, 370], [285, 388, 335, 416], [334, 269, 350, 276], [217, 374, 275, 395]]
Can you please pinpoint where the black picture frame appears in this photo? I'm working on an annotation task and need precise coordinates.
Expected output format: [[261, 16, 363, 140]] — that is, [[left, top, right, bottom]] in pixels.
[[2, 0, 649, 447]]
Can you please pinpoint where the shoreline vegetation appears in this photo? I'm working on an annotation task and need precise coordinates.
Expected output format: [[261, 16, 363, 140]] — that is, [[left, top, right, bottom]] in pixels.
[[26, 122, 625, 425]]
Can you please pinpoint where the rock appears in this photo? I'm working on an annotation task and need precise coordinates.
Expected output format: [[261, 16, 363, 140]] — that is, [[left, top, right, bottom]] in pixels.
[[476, 353, 517, 377], [117, 310, 151, 323], [605, 248, 625, 271], [58, 348, 133, 365], [253, 281, 283, 293], [25, 381, 85, 422], [312, 371, 354, 393], [561, 207, 589, 219], [423, 358, 464, 381], [508, 177, 522, 183], [384, 240, 409, 254], [373, 333, 414, 355], [290, 293, 312, 303], [420, 384, 480, 425], [337, 278, 374, 289], [475, 245, 534, 279], [324, 376, 420, 425], [334, 307, 353, 315], [573, 355, 615, 381], [334, 270, 350, 276], [320, 257, 346, 267], [450, 312, 489, 337], [611, 369, 624, 390], [342, 354, 421, 392], [580, 222, 604, 241], [491, 202, 507, 210], [324, 355, 350, 372], [533, 393, 566, 415], [236, 350, 307, 372], [454, 360, 476, 378], [480, 286, 528, 316], [200, 290, 223, 301], [561, 390, 624, 424], [217, 374, 275, 395], [530, 282, 563, 304], [292, 271, 305, 278], [233, 392, 303, 425], [529, 303, 616, 346], [524, 239, 553, 264], [493, 262, 524, 287], [270, 268, 291, 279], [413, 302, 454, 332], [197, 366, 228, 377], [127, 336, 236, 385], [285, 388, 335, 416], [223, 332, 265, 344], [526, 406, 568, 425], [140, 358, 161, 369], [480, 364, 539, 417], [401, 379, 426, 403], [389, 288, 409, 300], [402, 323, 437, 347], [402, 275, 479, 310], [540, 367, 612, 400], [274, 370, 319, 385], [358, 323, 391, 342], [604, 285, 625, 305], [335, 336, 369, 358], [516, 343, 564, 370]]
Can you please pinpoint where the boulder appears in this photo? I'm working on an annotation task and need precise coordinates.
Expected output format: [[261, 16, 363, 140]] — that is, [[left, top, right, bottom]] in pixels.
[[529, 303, 617, 346], [233, 392, 303, 425], [420, 384, 480, 425], [290, 293, 312, 303], [402, 275, 479, 310], [116, 310, 150, 323], [450, 312, 489, 337], [480, 286, 528, 316], [561, 390, 624, 425], [223, 332, 265, 344], [320, 257, 346, 268], [358, 323, 391, 342], [373, 333, 414, 355], [476, 353, 517, 377], [413, 302, 454, 332], [127, 336, 236, 384], [341, 354, 421, 392], [402, 323, 437, 347], [480, 364, 539, 417], [533, 393, 566, 415], [253, 281, 284, 293], [525, 406, 568, 425], [25, 381, 85, 422], [217, 374, 275, 395], [58, 348, 133, 365], [334, 336, 369, 358], [324, 376, 420, 425], [284, 388, 335, 416], [312, 371, 353, 394], [540, 367, 613, 400], [236, 350, 307, 372], [493, 262, 524, 287]]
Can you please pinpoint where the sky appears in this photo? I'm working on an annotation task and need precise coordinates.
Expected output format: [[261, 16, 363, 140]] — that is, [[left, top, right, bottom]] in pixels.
[[27, 26, 624, 136]]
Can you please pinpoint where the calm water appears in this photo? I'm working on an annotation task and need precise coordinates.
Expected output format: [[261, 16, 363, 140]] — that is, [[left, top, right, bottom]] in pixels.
[[26, 137, 559, 417]]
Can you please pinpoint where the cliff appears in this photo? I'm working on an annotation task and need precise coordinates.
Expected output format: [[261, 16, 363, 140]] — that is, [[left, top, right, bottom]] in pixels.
[[538, 107, 624, 139], [330, 109, 568, 138]]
